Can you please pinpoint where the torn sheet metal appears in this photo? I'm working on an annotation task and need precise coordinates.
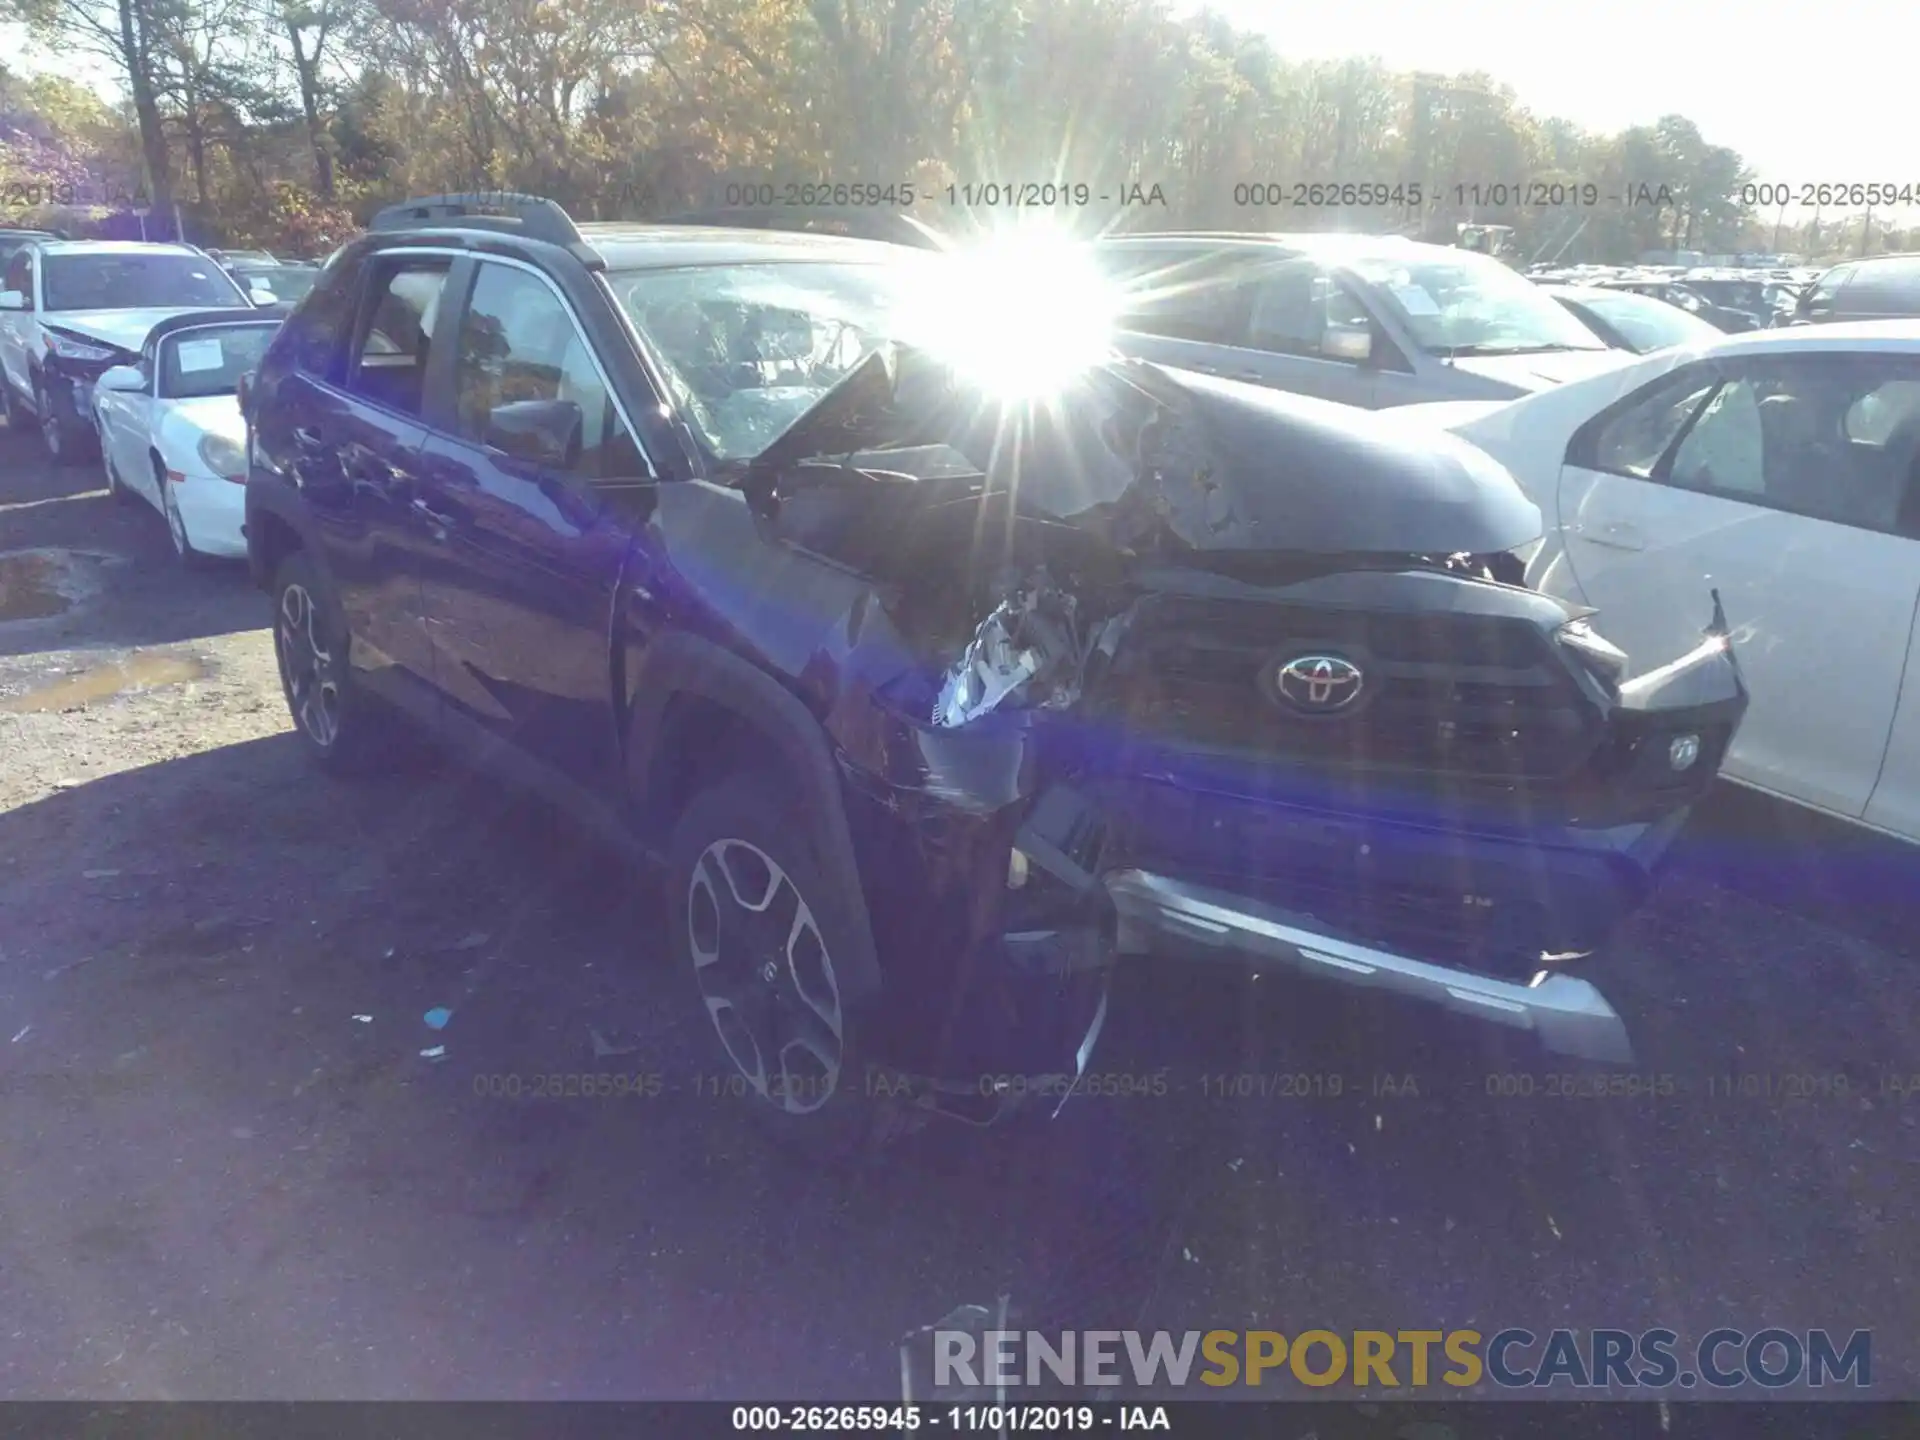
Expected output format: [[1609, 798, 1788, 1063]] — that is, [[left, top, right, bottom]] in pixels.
[[933, 570, 1085, 727]]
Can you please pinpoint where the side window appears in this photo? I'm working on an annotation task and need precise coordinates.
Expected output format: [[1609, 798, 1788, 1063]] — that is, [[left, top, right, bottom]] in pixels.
[[344, 258, 449, 418], [290, 251, 367, 381], [1110, 250, 1245, 344], [1803, 265, 1854, 313], [1243, 261, 1361, 360], [452, 263, 646, 480], [1581, 374, 1718, 478], [4, 250, 34, 307], [1667, 359, 1920, 531], [1668, 382, 1765, 494]]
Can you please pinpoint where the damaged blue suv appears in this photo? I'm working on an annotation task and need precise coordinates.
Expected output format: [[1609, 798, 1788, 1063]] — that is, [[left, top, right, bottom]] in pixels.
[[244, 194, 1747, 1152]]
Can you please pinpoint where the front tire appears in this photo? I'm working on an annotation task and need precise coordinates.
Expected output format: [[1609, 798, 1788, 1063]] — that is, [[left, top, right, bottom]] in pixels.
[[270, 549, 416, 775], [157, 463, 212, 569], [665, 774, 887, 1161], [103, 443, 135, 504], [34, 377, 90, 467]]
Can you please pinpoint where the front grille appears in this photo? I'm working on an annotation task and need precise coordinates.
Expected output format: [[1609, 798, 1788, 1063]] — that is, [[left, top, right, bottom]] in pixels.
[[1094, 593, 1597, 782], [1094, 778, 1584, 977]]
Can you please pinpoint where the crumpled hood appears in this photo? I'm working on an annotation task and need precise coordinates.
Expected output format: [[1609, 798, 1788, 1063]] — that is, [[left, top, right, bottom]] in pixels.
[[753, 346, 1544, 558], [1447, 347, 1631, 393], [45, 306, 252, 355]]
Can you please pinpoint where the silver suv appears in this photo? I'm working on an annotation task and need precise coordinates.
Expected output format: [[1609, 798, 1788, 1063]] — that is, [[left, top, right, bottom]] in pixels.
[[1093, 231, 1632, 408]]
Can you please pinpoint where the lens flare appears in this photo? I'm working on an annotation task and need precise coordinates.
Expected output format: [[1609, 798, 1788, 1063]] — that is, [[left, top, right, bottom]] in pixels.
[[896, 227, 1120, 398]]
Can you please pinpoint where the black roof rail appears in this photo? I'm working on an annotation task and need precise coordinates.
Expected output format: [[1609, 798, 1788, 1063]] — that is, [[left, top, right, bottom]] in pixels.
[[369, 192, 603, 270]]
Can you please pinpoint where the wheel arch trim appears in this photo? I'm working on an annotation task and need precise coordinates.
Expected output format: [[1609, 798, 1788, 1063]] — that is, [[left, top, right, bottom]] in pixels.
[[625, 630, 883, 1005]]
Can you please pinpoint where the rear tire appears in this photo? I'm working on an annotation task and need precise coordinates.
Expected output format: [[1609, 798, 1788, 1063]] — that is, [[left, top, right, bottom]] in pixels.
[[270, 549, 420, 775], [664, 773, 889, 1163]]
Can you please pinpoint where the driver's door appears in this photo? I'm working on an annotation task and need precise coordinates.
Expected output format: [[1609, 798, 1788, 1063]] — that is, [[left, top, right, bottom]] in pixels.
[[1552, 353, 1920, 819], [98, 338, 160, 505], [411, 257, 649, 792]]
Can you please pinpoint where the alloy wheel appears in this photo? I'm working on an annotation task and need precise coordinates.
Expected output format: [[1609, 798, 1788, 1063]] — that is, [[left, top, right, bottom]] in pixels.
[[686, 837, 845, 1114], [275, 582, 340, 749]]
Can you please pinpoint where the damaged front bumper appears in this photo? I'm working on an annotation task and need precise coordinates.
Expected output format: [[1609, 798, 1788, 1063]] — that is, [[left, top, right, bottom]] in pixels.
[[849, 586, 1744, 1079], [1106, 868, 1632, 1062]]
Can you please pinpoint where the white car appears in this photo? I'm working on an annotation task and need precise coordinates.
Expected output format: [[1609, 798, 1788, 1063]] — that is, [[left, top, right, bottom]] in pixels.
[[1391, 320, 1920, 845], [93, 311, 282, 565], [0, 239, 265, 462]]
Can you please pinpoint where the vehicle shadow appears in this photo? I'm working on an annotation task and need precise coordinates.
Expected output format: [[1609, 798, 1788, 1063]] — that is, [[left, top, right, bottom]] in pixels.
[[2, 733, 1915, 1397], [0, 418, 261, 657], [1674, 779, 1920, 960]]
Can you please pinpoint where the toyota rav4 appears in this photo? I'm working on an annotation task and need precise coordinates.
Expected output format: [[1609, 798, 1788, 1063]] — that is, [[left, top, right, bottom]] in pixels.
[[243, 194, 1748, 1152]]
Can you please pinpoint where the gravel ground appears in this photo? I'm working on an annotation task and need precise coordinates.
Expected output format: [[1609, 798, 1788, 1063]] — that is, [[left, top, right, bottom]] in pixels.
[[1, 417, 1916, 1404]]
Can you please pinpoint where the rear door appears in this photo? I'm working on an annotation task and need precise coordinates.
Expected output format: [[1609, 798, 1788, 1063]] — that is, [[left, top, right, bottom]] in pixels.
[[1552, 352, 1920, 818], [97, 333, 158, 503], [262, 250, 452, 720], [410, 256, 651, 793]]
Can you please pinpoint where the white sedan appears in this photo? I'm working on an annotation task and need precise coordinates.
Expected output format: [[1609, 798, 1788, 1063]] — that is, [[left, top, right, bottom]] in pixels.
[[1393, 320, 1920, 846], [93, 310, 281, 565]]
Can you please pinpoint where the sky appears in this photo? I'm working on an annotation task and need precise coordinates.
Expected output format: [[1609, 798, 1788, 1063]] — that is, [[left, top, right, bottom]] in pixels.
[[1197, 0, 1909, 194], [5, 0, 1909, 214]]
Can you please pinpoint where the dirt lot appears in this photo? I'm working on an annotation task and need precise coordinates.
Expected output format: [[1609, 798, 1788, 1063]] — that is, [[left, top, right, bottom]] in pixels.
[[2, 417, 1917, 1403]]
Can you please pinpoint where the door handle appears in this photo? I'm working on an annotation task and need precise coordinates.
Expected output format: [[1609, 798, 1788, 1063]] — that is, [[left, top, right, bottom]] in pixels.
[[411, 496, 463, 530], [292, 425, 325, 451], [1575, 520, 1647, 551], [1231, 369, 1263, 382]]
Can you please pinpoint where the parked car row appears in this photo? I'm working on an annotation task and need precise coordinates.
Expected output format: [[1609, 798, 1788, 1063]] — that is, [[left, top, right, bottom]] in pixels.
[[1527, 255, 1920, 333], [0, 238, 279, 461]]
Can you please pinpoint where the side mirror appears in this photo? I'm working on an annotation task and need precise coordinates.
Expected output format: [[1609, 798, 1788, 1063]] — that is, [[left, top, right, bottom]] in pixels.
[[484, 398, 583, 470], [97, 365, 146, 394], [1321, 326, 1373, 363], [0, 290, 25, 311]]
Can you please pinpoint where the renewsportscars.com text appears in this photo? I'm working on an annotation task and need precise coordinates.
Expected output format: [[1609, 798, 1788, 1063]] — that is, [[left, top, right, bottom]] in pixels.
[[934, 1328, 1871, 1391]]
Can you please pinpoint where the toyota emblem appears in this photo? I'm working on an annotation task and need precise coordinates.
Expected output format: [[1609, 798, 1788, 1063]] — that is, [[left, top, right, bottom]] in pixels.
[[1270, 653, 1365, 715]]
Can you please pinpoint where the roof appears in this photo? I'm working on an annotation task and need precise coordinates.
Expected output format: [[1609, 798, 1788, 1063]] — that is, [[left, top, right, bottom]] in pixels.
[[1097, 230, 1422, 253], [573, 223, 918, 271], [1698, 319, 1920, 352], [36, 240, 208, 258]]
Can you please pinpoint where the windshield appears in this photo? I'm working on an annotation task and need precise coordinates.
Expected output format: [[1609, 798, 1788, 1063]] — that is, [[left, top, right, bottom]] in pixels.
[[43, 253, 247, 312], [159, 324, 277, 399], [1574, 291, 1720, 352], [607, 259, 936, 461], [236, 266, 318, 304], [1683, 279, 1767, 311], [1349, 250, 1608, 354]]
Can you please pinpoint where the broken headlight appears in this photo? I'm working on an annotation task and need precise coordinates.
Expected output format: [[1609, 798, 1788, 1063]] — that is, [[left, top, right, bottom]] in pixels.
[[1557, 617, 1628, 688], [933, 574, 1084, 728]]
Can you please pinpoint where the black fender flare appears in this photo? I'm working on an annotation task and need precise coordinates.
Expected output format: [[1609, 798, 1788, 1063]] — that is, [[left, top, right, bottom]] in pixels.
[[244, 478, 335, 595], [624, 630, 884, 1006]]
